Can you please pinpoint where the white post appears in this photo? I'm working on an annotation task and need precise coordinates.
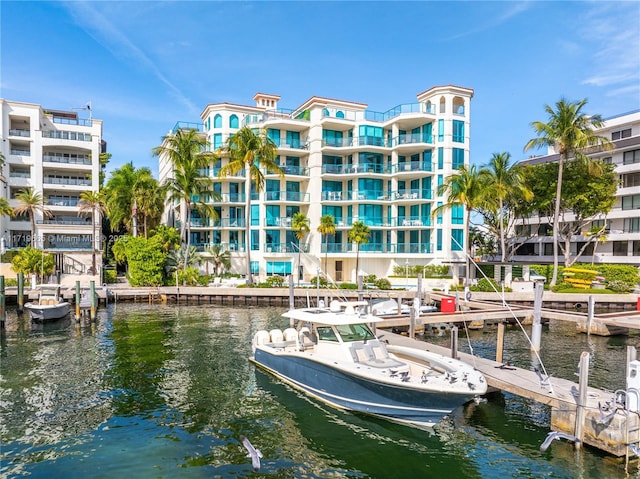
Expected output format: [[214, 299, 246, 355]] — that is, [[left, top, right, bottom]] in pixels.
[[530, 280, 544, 352]]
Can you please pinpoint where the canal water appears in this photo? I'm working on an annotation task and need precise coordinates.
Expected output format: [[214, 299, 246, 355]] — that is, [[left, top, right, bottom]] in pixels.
[[1, 303, 639, 478]]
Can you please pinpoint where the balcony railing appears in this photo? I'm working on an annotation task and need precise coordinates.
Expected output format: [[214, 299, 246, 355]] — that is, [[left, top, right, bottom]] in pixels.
[[9, 129, 30, 137], [42, 130, 92, 141], [391, 133, 434, 147], [392, 189, 432, 200], [52, 117, 93, 127], [46, 198, 79, 207], [37, 218, 94, 225], [44, 177, 91, 186], [392, 161, 434, 173], [220, 193, 246, 203], [219, 218, 246, 228], [43, 154, 92, 165], [265, 216, 292, 227], [278, 165, 309, 176], [321, 242, 432, 254], [264, 243, 309, 253], [242, 108, 308, 127], [264, 191, 309, 202], [10, 149, 30, 156], [171, 121, 204, 134]]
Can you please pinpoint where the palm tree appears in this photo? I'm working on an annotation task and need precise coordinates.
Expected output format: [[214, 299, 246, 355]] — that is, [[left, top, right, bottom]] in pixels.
[[136, 183, 166, 239], [218, 127, 282, 285], [292, 211, 310, 285], [480, 152, 532, 262], [317, 214, 336, 276], [152, 128, 217, 264], [0, 198, 14, 218], [103, 163, 158, 235], [434, 165, 486, 284], [78, 190, 105, 274], [204, 244, 231, 276], [524, 98, 612, 286], [13, 188, 51, 247], [348, 221, 370, 283]]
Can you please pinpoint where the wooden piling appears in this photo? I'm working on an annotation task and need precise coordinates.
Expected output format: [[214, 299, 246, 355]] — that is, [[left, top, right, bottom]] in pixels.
[[496, 322, 505, 364], [450, 325, 458, 359], [530, 281, 544, 352], [17, 272, 24, 314], [90, 281, 96, 320], [0, 276, 5, 324], [75, 281, 81, 321]]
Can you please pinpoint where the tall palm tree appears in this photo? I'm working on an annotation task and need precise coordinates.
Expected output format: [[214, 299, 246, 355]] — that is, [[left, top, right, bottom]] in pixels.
[[524, 98, 612, 286], [292, 211, 310, 285], [317, 214, 336, 276], [136, 183, 166, 239], [348, 221, 370, 283], [78, 190, 105, 274], [152, 128, 217, 265], [434, 165, 486, 284], [0, 198, 14, 218], [13, 188, 51, 247], [480, 152, 532, 262], [218, 127, 282, 285]]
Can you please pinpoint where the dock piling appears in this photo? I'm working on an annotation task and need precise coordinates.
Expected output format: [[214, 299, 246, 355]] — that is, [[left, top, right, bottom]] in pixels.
[[0, 276, 5, 324], [530, 281, 544, 352], [90, 281, 96, 320], [450, 325, 458, 359], [75, 281, 81, 321], [17, 272, 24, 314], [574, 351, 590, 449], [496, 322, 506, 364]]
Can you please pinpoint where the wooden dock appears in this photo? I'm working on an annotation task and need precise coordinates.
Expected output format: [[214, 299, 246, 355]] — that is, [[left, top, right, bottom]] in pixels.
[[378, 329, 639, 458]]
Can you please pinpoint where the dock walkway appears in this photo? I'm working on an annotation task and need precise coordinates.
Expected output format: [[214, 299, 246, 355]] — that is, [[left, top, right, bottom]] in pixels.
[[378, 329, 637, 457]]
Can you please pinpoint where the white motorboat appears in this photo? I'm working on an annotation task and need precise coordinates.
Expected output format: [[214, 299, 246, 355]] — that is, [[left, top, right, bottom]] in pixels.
[[24, 285, 71, 322], [250, 300, 487, 428]]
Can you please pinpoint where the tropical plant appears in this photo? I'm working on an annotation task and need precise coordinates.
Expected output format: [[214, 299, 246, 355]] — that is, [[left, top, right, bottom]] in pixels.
[[204, 244, 231, 276], [348, 221, 370, 282], [217, 126, 282, 285], [292, 211, 310, 285], [11, 247, 55, 282], [0, 198, 14, 218], [78, 190, 105, 274], [317, 214, 336, 277], [13, 188, 51, 247], [152, 128, 218, 265], [112, 235, 167, 286], [434, 165, 487, 283], [103, 163, 160, 236], [524, 98, 612, 286], [480, 152, 532, 262]]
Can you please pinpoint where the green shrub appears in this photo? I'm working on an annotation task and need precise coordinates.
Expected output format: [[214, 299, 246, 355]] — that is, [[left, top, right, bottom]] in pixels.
[[470, 278, 510, 292], [374, 278, 391, 290], [177, 267, 200, 286], [103, 268, 117, 284], [338, 282, 357, 290], [266, 275, 285, 287], [363, 274, 377, 284], [310, 275, 330, 287], [552, 282, 575, 292]]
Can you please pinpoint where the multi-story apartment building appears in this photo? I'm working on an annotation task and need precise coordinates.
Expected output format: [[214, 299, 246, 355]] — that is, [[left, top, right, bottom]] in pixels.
[[0, 99, 104, 274], [512, 109, 640, 267], [159, 86, 473, 283]]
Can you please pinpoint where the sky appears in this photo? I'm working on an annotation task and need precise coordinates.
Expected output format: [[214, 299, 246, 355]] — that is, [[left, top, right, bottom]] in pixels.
[[1, 1, 639, 179]]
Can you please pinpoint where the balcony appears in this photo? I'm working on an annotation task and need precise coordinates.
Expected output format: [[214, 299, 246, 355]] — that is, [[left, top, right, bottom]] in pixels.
[[42, 130, 92, 142], [265, 217, 292, 227], [43, 176, 92, 187], [391, 133, 433, 147], [219, 218, 246, 228], [398, 217, 430, 227], [46, 197, 79, 207], [43, 153, 92, 165], [52, 116, 93, 127], [220, 193, 246, 203], [392, 189, 432, 200], [264, 243, 309, 253], [264, 191, 309, 202], [10, 148, 30, 157], [9, 129, 30, 138], [171, 121, 204, 134], [392, 161, 434, 174]]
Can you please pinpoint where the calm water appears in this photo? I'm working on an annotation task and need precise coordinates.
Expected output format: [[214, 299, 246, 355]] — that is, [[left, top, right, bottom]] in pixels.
[[1, 303, 639, 478]]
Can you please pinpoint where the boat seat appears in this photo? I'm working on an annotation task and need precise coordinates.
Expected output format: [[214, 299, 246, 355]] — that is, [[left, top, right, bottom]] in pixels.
[[299, 327, 316, 350], [351, 343, 375, 363]]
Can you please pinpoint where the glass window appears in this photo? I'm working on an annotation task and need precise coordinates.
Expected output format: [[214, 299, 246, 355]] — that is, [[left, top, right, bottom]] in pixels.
[[623, 149, 640, 165], [316, 327, 339, 342], [229, 114, 239, 129], [335, 324, 375, 342], [436, 229, 443, 251], [451, 229, 464, 251], [438, 119, 444, 142], [213, 133, 222, 149], [612, 128, 631, 140], [213, 114, 222, 128], [437, 148, 444, 169], [613, 241, 628, 256], [451, 204, 464, 224], [452, 148, 464, 169], [452, 120, 464, 143], [622, 194, 640, 210]]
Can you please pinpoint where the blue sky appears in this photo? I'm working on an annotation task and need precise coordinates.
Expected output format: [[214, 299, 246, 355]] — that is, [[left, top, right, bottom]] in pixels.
[[2, 1, 639, 178]]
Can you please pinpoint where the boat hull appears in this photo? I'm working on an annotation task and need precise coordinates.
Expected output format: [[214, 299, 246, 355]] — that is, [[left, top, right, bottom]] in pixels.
[[252, 348, 477, 427], [24, 302, 71, 322]]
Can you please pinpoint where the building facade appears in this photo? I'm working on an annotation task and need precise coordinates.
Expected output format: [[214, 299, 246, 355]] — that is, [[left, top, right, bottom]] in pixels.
[[159, 86, 473, 283], [0, 99, 104, 273], [512, 110, 640, 267]]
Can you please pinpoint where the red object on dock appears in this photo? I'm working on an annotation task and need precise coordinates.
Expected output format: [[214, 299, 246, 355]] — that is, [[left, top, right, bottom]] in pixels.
[[637, 296, 640, 311], [440, 296, 456, 313]]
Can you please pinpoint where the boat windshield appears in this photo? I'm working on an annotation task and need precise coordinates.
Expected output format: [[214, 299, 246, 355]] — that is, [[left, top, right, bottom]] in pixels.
[[334, 323, 375, 342]]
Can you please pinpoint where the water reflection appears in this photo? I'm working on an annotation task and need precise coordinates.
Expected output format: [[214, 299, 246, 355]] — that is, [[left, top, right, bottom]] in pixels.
[[1, 304, 640, 478]]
